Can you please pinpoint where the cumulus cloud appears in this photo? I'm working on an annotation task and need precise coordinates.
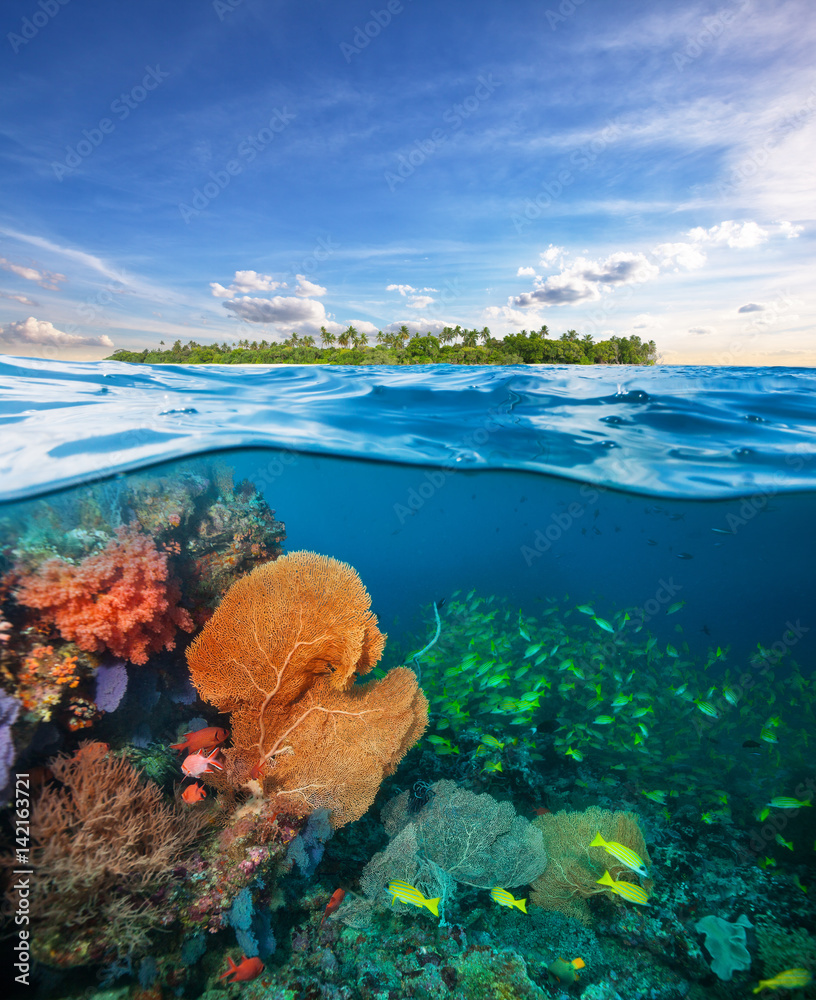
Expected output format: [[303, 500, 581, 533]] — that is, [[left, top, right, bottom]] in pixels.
[[738, 302, 767, 313], [0, 316, 113, 347], [653, 241, 707, 270], [512, 252, 659, 308], [688, 220, 769, 248], [222, 295, 327, 326], [386, 283, 437, 296], [293, 275, 327, 297], [210, 270, 285, 299], [0, 256, 66, 290], [408, 295, 435, 309], [383, 318, 451, 336], [517, 266, 536, 277], [539, 245, 564, 267], [777, 220, 803, 239]]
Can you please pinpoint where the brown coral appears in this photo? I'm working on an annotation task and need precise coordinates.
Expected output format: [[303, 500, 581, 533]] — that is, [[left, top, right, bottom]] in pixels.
[[9, 742, 205, 967], [529, 806, 651, 924], [185, 552, 427, 827]]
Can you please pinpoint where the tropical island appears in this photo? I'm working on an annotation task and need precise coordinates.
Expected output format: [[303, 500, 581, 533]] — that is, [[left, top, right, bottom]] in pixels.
[[108, 325, 658, 366]]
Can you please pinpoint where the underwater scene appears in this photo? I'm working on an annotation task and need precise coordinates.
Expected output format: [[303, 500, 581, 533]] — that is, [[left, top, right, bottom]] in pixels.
[[1, 362, 816, 1000]]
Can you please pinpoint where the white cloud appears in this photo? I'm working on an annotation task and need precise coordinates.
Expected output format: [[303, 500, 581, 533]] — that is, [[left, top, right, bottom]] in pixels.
[[293, 275, 327, 298], [513, 252, 659, 308], [539, 245, 564, 267], [777, 220, 803, 239], [653, 241, 707, 270], [408, 295, 435, 309], [688, 326, 716, 335], [0, 290, 39, 306], [222, 295, 327, 327], [210, 270, 285, 299], [688, 220, 769, 249], [517, 266, 536, 277], [737, 302, 767, 313], [0, 316, 113, 348], [387, 283, 416, 296], [0, 256, 65, 289]]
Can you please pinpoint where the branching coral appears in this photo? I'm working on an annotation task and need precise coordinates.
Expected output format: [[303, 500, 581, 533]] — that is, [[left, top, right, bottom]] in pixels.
[[14, 523, 193, 664], [8, 742, 206, 967], [185, 551, 428, 827], [529, 806, 651, 924]]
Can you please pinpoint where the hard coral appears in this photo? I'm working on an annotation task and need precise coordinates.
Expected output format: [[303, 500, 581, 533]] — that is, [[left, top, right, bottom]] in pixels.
[[15, 523, 193, 665]]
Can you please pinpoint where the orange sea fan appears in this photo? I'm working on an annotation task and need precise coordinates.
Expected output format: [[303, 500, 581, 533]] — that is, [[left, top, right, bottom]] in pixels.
[[186, 551, 427, 827]]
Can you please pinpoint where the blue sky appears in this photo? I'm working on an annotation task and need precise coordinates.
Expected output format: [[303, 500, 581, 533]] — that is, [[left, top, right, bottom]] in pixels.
[[0, 0, 813, 363]]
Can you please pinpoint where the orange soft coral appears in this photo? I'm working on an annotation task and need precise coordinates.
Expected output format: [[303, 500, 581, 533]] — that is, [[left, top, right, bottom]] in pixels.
[[15, 524, 193, 665]]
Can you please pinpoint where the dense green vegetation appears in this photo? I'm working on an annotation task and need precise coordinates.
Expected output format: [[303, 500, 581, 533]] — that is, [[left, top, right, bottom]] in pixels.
[[107, 324, 658, 366]]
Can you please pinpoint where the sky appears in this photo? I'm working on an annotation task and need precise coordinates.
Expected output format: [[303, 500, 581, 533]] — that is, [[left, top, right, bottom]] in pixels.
[[0, 0, 814, 364]]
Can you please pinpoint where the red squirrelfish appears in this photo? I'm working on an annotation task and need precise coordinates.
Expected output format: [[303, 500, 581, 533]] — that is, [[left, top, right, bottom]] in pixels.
[[170, 726, 229, 753], [321, 888, 346, 927], [181, 747, 223, 778], [181, 782, 207, 804], [219, 955, 264, 983]]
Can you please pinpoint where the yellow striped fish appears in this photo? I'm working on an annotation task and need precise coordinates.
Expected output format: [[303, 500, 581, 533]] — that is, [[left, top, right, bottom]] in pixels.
[[490, 887, 527, 913], [753, 968, 812, 992], [590, 832, 648, 878], [596, 870, 649, 905], [386, 880, 440, 917]]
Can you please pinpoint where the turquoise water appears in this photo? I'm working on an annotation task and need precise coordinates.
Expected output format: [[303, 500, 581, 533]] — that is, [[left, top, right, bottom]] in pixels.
[[1, 360, 815, 999]]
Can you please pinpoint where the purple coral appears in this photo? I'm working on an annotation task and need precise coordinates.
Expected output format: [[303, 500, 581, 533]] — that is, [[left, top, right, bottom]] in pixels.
[[95, 660, 129, 713], [1, 688, 22, 805]]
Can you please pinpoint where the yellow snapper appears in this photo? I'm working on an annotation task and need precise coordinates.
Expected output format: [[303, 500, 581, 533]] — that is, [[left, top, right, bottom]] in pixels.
[[753, 968, 812, 992], [767, 796, 812, 809], [590, 832, 648, 877], [596, 870, 649, 905], [386, 880, 440, 917], [490, 887, 527, 912]]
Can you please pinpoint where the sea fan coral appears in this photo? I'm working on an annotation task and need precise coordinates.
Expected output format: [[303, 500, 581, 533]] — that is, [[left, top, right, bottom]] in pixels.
[[185, 551, 427, 826], [529, 806, 651, 924], [14, 524, 193, 665]]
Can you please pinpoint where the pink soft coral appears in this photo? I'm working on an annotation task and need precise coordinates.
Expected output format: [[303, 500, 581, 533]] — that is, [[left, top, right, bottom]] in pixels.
[[15, 524, 193, 664]]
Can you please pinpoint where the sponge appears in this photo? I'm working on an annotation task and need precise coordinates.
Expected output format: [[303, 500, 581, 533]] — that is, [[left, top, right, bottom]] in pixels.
[[695, 914, 753, 981]]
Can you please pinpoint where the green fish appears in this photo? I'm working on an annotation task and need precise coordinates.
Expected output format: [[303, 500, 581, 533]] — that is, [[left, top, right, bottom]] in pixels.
[[490, 887, 527, 912], [666, 601, 685, 615], [630, 705, 654, 718], [767, 796, 812, 809], [642, 790, 667, 804], [524, 643, 543, 658], [594, 715, 615, 725], [576, 605, 595, 615], [695, 699, 718, 718], [593, 617, 615, 633], [482, 760, 503, 774], [774, 834, 793, 850], [666, 644, 679, 658], [565, 747, 584, 761], [479, 735, 505, 750]]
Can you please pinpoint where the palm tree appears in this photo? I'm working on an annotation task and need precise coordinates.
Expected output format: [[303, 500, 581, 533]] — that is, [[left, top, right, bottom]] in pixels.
[[462, 329, 478, 348], [320, 326, 336, 349], [346, 325, 360, 348], [376, 331, 387, 345], [357, 331, 369, 348], [302, 335, 316, 348], [439, 327, 454, 346], [538, 325, 549, 338], [398, 324, 410, 347], [479, 327, 491, 346], [337, 328, 351, 348]]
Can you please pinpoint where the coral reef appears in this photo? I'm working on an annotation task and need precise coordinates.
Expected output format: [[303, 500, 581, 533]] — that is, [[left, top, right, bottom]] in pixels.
[[14, 524, 193, 665], [185, 551, 428, 826], [529, 807, 651, 924], [8, 742, 205, 967]]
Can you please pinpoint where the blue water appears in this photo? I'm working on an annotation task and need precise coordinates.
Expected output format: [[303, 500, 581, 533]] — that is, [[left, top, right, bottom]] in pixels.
[[1, 358, 815, 999]]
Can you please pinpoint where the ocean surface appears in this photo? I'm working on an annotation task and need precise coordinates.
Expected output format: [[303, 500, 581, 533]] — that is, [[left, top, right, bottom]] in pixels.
[[1, 358, 815, 1000]]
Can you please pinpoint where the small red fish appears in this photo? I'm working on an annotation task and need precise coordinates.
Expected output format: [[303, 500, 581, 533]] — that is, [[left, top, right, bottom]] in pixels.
[[181, 781, 207, 804], [219, 955, 264, 983], [249, 757, 266, 781], [170, 726, 229, 753], [181, 747, 223, 778], [535, 807, 551, 816], [320, 888, 346, 927]]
